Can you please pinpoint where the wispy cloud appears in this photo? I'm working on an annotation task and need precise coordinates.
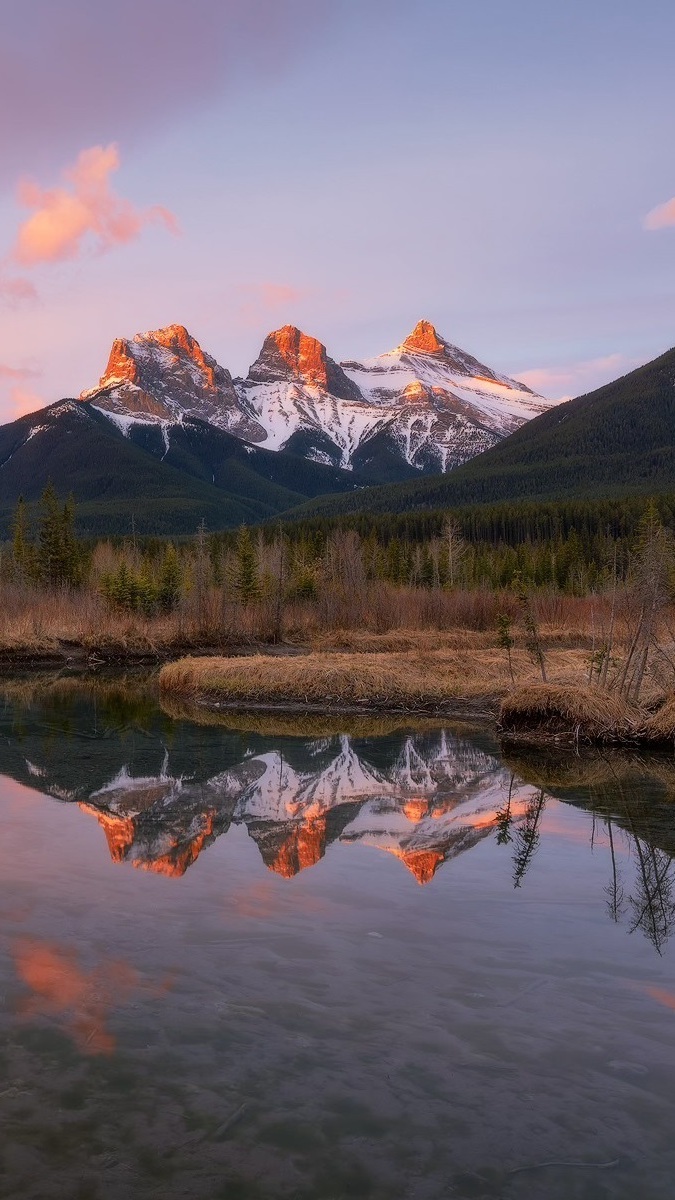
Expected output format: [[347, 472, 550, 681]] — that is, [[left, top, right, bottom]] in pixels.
[[0, 364, 44, 419], [236, 281, 310, 329], [8, 387, 44, 419], [0, 363, 40, 382], [11, 144, 178, 267], [517, 353, 641, 401], [644, 196, 675, 231], [0, 275, 37, 304], [0, 1, 332, 188]]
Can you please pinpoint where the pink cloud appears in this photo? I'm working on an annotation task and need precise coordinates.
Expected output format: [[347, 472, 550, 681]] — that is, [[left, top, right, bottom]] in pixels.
[[0, 363, 40, 382], [0, 366, 44, 421], [256, 283, 308, 308], [11, 144, 178, 267], [9, 387, 44, 419], [644, 197, 675, 231], [236, 281, 310, 329], [517, 353, 642, 401], [0, 275, 38, 303]]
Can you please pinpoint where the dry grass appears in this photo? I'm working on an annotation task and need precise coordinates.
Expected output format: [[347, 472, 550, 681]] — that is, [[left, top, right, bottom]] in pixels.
[[643, 695, 675, 743], [159, 646, 598, 715], [309, 628, 492, 654], [499, 684, 638, 743]]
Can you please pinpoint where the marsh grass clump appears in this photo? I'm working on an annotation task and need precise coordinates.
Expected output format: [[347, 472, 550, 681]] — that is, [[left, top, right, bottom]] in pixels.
[[643, 695, 675, 744], [499, 684, 637, 744], [158, 649, 516, 713]]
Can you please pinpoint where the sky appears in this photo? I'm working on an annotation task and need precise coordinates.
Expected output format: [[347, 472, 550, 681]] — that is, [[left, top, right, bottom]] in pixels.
[[1, 0, 674, 419]]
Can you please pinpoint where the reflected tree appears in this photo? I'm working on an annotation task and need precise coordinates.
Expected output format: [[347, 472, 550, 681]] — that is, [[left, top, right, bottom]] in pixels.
[[512, 789, 546, 888], [603, 818, 626, 924], [627, 832, 675, 954], [495, 774, 516, 844]]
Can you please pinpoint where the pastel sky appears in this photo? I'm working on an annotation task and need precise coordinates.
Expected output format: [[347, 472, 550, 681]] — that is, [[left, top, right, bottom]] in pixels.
[[1, 0, 674, 420]]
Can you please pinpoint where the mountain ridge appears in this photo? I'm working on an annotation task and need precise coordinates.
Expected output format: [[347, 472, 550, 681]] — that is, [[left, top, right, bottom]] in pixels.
[[82, 319, 554, 480]]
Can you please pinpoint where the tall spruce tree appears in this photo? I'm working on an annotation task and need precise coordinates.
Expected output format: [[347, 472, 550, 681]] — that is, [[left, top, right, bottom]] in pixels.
[[11, 495, 30, 579], [35, 484, 80, 588], [235, 526, 260, 605], [158, 545, 181, 613], [38, 483, 65, 587]]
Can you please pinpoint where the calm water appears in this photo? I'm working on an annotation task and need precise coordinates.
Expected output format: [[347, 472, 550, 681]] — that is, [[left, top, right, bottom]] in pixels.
[[1, 676, 675, 1199]]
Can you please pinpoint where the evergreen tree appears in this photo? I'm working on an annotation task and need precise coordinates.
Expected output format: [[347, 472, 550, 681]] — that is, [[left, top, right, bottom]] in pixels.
[[158, 545, 181, 613], [37, 483, 61, 585], [234, 526, 260, 605], [11, 495, 30, 579], [61, 494, 79, 587]]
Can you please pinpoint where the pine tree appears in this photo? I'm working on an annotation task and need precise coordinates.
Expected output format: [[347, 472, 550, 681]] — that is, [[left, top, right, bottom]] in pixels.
[[158, 545, 181, 613], [37, 482, 65, 587], [11, 495, 30, 579], [234, 526, 259, 605], [497, 613, 515, 683], [61, 494, 79, 587]]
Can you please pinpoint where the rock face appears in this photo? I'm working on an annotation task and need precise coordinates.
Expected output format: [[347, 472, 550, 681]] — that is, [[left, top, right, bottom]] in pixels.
[[248, 326, 362, 401], [82, 324, 265, 441], [80, 320, 555, 479]]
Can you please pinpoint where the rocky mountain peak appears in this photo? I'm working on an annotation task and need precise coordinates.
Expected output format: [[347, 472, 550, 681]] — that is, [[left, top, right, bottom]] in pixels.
[[248, 325, 363, 402], [401, 320, 447, 356], [80, 324, 266, 441]]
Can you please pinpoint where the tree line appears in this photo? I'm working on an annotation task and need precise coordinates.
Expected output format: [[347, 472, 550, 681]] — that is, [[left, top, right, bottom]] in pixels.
[[7, 487, 675, 608]]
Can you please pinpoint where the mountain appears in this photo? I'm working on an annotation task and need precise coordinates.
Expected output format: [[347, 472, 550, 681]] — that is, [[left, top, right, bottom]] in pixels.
[[0, 319, 557, 534], [283, 345, 675, 519], [83, 321, 553, 484], [0, 398, 364, 535], [81, 323, 264, 441]]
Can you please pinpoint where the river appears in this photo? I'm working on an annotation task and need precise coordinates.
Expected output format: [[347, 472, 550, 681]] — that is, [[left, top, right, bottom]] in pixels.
[[0, 674, 673, 1199]]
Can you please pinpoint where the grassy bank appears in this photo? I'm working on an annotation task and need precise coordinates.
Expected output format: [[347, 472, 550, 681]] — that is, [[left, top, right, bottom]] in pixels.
[[158, 646, 596, 718], [159, 645, 675, 745]]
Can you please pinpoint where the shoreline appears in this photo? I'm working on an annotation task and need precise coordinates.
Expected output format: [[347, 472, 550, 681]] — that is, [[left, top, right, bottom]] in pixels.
[[0, 640, 308, 671], [5, 646, 675, 750], [177, 695, 501, 720], [157, 653, 675, 748]]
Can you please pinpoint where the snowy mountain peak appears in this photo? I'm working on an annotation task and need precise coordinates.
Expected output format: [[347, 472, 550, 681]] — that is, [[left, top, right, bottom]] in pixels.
[[389, 320, 532, 390], [248, 325, 362, 402], [80, 325, 265, 441], [400, 319, 447, 356]]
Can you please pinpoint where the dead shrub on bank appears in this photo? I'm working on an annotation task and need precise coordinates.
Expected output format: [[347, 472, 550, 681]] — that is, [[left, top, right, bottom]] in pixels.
[[499, 684, 638, 744]]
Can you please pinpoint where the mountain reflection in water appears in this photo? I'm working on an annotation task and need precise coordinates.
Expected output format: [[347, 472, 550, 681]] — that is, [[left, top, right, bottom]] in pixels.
[[9, 695, 535, 884], [3, 677, 675, 952]]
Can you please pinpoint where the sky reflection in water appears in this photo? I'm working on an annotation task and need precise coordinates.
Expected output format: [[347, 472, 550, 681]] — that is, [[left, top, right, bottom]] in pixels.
[[0, 677, 674, 1199]]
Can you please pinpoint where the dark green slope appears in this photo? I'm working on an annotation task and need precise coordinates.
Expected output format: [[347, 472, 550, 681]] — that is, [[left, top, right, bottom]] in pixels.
[[282, 346, 675, 519], [0, 400, 362, 535], [122, 412, 365, 499]]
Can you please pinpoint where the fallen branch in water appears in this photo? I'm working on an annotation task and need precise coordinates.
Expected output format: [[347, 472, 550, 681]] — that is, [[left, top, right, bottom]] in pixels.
[[509, 1158, 620, 1175]]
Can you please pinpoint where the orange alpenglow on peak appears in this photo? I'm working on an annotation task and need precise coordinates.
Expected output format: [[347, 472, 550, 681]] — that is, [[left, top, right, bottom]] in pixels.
[[100, 325, 212, 380], [250, 325, 363, 401], [401, 320, 447, 356], [267, 325, 332, 389], [392, 847, 446, 885], [141, 324, 196, 352]]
